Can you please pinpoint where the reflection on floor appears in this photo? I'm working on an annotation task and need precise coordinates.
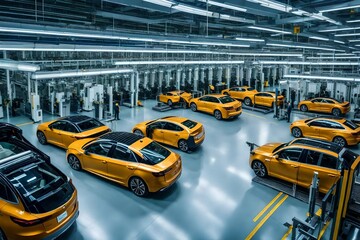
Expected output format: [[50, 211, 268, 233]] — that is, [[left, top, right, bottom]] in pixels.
[[7, 100, 360, 240]]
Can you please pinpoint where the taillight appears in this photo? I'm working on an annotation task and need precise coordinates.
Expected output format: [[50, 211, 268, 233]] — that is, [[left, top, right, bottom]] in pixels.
[[11, 216, 50, 227], [152, 167, 173, 177]]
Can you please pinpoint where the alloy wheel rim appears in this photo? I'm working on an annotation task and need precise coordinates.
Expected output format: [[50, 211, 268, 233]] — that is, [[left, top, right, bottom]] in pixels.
[[293, 128, 301, 137], [333, 109, 340, 116], [301, 105, 307, 111], [38, 132, 45, 143], [179, 141, 188, 151], [245, 99, 251, 105], [215, 111, 221, 119], [253, 162, 265, 177], [335, 137, 345, 147], [131, 178, 145, 196], [69, 156, 80, 170], [191, 104, 196, 111]]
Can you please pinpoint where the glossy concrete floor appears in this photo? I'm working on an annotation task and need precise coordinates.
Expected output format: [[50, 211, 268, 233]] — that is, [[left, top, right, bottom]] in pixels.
[[9, 101, 360, 240]]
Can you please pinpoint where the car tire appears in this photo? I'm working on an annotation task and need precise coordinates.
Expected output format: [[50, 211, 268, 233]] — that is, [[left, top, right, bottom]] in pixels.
[[252, 160, 268, 177], [167, 99, 173, 106], [291, 127, 302, 138], [244, 97, 252, 106], [133, 129, 144, 136], [178, 139, 189, 152], [37, 131, 47, 145], [333, 136, 347, 147], [214, 110, 222, 120], [129, 177, 149, 197], [68, 154, 82, 171], [332, 108, 341, 116], [190, 103, 197, 112], [300, 104, 308, 112], [0, 228, 7, 240]]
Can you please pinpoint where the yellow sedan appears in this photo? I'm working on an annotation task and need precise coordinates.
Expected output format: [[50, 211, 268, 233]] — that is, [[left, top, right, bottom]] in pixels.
[[37, 115, 111, 149], [298, 97, 350, 116], [132, 116, 205, 152], [66, 132, 182, 197], [221, 86, 257, 101]]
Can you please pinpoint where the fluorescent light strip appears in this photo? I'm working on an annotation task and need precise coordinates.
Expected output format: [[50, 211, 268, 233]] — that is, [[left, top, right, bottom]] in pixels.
[[247, 0, 292, 12], [309, 36, 329, 41], [267, 43, 344, 52], [349, 39, 360, 42], [198, 0, 247, 12], [319, 26, 360, 32], [347, 19, 360, 23], [235, 37, 264, 42], [334, 40, 345, 44], [284, 74, 360, 81], [248, 26, 291, 34], [317, 53, 354, 56], [254, 61, 359, 65], [320, 4, 360, 13], [114, 60, 245, 65], [335, 32, 360, 37], [142, 0, 174, 8], [308, 56, 360, 59]]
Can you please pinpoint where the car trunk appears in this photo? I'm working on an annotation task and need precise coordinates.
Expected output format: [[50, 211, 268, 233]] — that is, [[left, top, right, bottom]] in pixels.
[[154, 153, 181, 182]]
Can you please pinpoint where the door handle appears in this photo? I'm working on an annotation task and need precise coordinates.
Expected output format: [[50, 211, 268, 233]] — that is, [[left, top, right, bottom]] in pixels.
[[328, 174, 336, 177], [291, 165, 298, 168], [127, 166, 135, 170], [102, 160, 107, 164]]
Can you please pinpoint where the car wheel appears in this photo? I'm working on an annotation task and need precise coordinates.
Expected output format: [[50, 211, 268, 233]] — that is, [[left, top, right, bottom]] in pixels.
[[37, 131, 47, 145], [129, 177, 149, 197], [68, 154, 82, 171], [167, 99, 173, 106], [214, 110, 222, 120], [0, 228, 7, 240], [332, 108, 341, 116], [134, 129, 144, 136], [291, 127, 302, 138], [244, 97, 252, 106], [178, 140, 189, 152], [252, 160, 268, 177], [190, 103, 197, 112], [333, 136, 347, 147], [300, 104, 308, 112]]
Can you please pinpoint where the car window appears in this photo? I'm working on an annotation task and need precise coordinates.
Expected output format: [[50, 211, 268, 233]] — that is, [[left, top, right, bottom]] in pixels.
[[199, 96, 210, 102], [51, 121, 67, 131], [166, 93, 173, 96], [163, 122, 183, 131], [0, 178, 17, 202], [181, 119, 197, 129], [303, 150, 322, 165], [309, 120, 329, 128], [324, 99, 335, 104], [263, 93, 272, 98], [86, 142, 113, 156], [65, 123, 78, 133], [311, 99, 322, 103], [112, 145, 136, 162], [320, 154, 338, 169], [230, 87, 238, 91], [77, 119, 104, 132], [139, 141, 170, 165], [149, 122, 164, 129], [278, 148, 303, 161], [345, 120, 359, 130], [328, 121, 345, 130], [208, 97, 220, 103], [219, 96, 235, 103], [256, 93, 264, 97]]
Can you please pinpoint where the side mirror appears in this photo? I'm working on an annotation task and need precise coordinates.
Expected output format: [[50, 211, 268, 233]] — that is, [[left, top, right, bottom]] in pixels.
[[49, 126, 53, 130], [273, 154, 279, 159]]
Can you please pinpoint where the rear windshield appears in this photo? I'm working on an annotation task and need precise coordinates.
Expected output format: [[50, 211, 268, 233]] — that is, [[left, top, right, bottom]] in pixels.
[[5, 156, 74, 213], [77, 119, 104, 132], [345, 120, 359, 130], [247, 87, 255, 91], [140, 141, 170, 165], [181, 120, 197, 129], [219, 96, 235, 104], [0, 142, 25, 159]]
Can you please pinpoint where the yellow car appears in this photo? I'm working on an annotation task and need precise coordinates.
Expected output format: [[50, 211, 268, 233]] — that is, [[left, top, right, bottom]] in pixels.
[[66, 132, 182, 197], [0, 150, 78, 240], [221, 86, 258, 101], [298, 97, 350, 116], [244, 91, 284, 108], [248, 138, 349, 193], [37, 115, 111, 149], [132, 116, 205, 152], [189, 94, 242, 120], [158, 90, 192, 106], [290, 117, 360, 147]]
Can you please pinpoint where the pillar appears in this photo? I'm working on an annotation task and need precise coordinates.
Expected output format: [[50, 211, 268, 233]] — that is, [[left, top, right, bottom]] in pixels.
[[27, 72, 31, 103], [144, 71, 149, 90], [130, 73, 135, 107], [181, 71, 186, 86], [158, 70, 163, 92], [176, 69, 181, 90], [208, 67, 213, 85], [188, 69, 192, 84], [217, 67, 223, 83], [236, 66, 240, 85], [151, 71, 156, 88], [226, 66, 231, 88], [246, 68, 252, 86], [260, 65, 264, 92], [135, 72, 139, 106], [194, 67, 199, 91], [166, 70, 171, 88], [240, 66, 244, 86], [3, 51, 11, 119]]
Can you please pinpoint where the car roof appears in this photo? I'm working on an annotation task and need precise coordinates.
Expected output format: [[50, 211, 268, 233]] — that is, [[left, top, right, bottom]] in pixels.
[[204, 94, 226, 98], [160, 116, 188, 123], [61, 115, 92, 124], [308, 117, 345, 123], [100, 132, 144, 146], [289, 138, 343, 154]]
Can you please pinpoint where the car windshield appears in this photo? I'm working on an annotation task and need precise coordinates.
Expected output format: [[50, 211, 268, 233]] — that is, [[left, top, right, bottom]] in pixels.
[[5, 154, 74, 213], [181, 119, 197, 129], [345, 120, 360, 130], [272, 143, 288, 153], [219, 96, 235, 104], [77, 119, 104, 132], [140, 141, 170, 165], [0, 142, 25, 159]]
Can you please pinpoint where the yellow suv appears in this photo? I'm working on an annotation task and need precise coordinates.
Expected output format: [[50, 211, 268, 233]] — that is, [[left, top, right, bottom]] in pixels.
[[248, 138, 351, 193], [66, 132, 182, 197], [290, 117, 360, 147], [158, 91, 192, 106], [244, 91, 284, 108], [132, 116, 205, 152], [189, 94, 242, 120], [221, 86, 258, 101], [298, 97, 350, 116]]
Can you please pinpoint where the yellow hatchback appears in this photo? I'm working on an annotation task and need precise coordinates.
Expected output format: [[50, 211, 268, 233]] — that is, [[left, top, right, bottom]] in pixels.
[[189, 94, 242, 120], [290, 117, 360, 147], [158, 90, 192, 106], [249, 138, 347, 193], [66, 132, 182, 197], [37, 115, 111, 149], [221, 86, 258, 101], [132, 116, 205, 152], [298, 97, 350, 116]]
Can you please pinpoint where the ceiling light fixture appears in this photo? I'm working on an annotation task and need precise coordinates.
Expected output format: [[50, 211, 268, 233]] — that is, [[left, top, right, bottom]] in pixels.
[[335, 32, 360, 37], [347, 19, 360, 23], [334, 40, 345, 44], [349, 39, 360, 42], [284, 74, 360, 81], [319, 26, 360, 32], [267, 43, 344, 52], [235, 37, 264, 42], [0, 59, 40, 72], [309, 36, 329, 41], [248, 26, 291, 34], [308, 56, 360, 59], [142, 0, 174, 8], [114, 60, 245, 65], [254, 61, 359, 65], [319, 4, 360, 13], [198, 0, 247, 12]]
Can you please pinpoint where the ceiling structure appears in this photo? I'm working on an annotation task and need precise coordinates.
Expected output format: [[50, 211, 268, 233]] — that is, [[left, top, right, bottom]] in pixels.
[[1, 0, 360, 66]]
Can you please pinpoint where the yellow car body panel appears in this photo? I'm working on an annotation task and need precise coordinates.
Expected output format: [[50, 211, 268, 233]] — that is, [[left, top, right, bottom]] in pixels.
[[253, 92, 284, 107], [66, 134, 182, 193], [298, 97, 350, 115], [249, 139, 343, 193], [221, 86, 257, 100], [132, 116, 205, 150], [291, 117, 360, 146], [189, 94, 242, 119], [158, 91, 192, 105]]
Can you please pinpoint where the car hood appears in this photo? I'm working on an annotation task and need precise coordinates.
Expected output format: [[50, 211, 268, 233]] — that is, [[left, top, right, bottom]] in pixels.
[[254, 142, 283, 157]]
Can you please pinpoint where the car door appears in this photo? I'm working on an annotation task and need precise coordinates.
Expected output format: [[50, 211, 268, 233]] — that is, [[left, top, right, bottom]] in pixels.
[[46, 121, 67, 147], [147, 122, 164, 143], [319, 120, 344, 142], [262, 93, 274, 107], [60, 122, 79, 147], [107, 144, 139, 184], [206, 96, 220, 113], [306, 120, 324, 139], [317, 153, 341, 192], [309, 98, 324, 112], [229, 87, 240, 99], [162, 122, 184, 147], [254, 93, 264, 106], [297, 149, 322, 189], [269, 148, 303, 184], [197, 96, 210, 111], [81, 141, 113, 176], [322, 99, 335, 113]]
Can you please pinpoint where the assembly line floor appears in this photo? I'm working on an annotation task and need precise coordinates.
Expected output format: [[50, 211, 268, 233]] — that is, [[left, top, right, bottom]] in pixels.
[[8, 101, 360, 240]]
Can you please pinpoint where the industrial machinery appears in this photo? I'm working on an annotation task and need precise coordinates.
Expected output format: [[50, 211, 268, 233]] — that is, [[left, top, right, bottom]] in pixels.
[[31, 93, 42, 122]]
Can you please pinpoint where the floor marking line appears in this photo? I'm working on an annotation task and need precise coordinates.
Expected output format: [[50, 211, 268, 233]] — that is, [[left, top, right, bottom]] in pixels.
[[253, 192, 283, 222], [281, 225, 293, 240], [245, 194, 288, 240], [242, 111, 267, 120], [16, 121, 34, 127], [318, 220, 330, 240]]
